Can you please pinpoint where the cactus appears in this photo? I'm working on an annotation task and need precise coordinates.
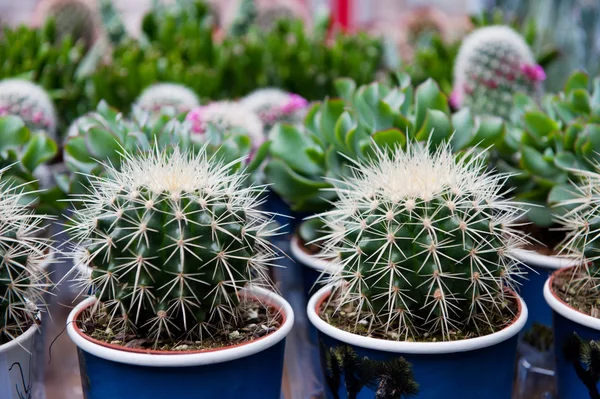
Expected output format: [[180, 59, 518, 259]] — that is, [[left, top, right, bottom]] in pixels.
[[43, 0, 98, 49], [453, 25, 545, 120], [229, 0, 258, 37], [0, 167, 53, 342], [240, 88, 308, 130], [68, 145, 278, 341], [317, 142, 526, 340], [0, 79, 57, 141], [134, 83, 200, 115], [186, 101, 265, 150]]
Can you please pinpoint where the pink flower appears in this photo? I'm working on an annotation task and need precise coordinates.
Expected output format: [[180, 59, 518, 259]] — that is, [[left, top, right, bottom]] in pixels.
[[521, 64, 546, 82], [279, 94, 308, 115], [0, 106, 8, 116], [449, 90, 462, 108], [32, 111, 44, 124], [185, 106, 206, 134]]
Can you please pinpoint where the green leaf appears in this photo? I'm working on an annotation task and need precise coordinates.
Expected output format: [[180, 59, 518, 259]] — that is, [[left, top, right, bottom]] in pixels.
[[564, 71, 589, 95], [554, 151, 586, 171], [269, 124, 323, 175], [450, 108, 475, 150], [21, 133, 57, 172], [85, 127, 124, 166], [524, 111, 558, 144], [320, 99, 346, 148], [334, 78, 356, 103], [371, 128, 406, 152], [333, 111, 356, 154], [0, 116, 29, 152], [569, 89, 592, 114], [548, 184, 577, 205], [522, 201, 554, 228], [521, 145, 560, 178], [416, 109, 451, 146], [247, 140, 270, 173], [298, 218, 327, 244], [415, 79, 449, 132]]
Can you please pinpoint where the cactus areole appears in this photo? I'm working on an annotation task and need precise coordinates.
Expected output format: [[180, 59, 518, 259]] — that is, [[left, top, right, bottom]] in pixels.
[[68, 145, 283, 347]]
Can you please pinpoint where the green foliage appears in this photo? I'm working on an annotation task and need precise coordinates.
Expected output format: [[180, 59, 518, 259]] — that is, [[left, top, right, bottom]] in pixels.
[[0, 19, 90, 135]]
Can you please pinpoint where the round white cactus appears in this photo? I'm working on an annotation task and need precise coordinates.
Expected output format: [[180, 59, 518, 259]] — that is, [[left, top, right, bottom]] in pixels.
[[67, 145, 278, 341], [317, 142, 528, 340], [0, 79, 57, 140], [452, 26, 544, 120], [186, 101, 265, 149], [240, 88, 308, 128], [134, 83, 200, 115]]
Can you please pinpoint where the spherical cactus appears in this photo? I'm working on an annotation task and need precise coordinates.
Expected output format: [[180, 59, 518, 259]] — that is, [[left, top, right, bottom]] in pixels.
[[134, 83, 200, 116], [240, 88, 308, 129], [318, 142, 527, 340], [69, 145, 278, 341], [0, 168, 52, 342], [186, 101, 264, 149], [0, 79, 57, 140], [254, 0, 310, 31], [40, 0, 98, 49], [452, 26, 545, 120]]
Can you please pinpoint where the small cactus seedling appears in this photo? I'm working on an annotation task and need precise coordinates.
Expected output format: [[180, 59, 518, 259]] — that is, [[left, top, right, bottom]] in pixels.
[[186, 101, 265, 150], [43, 0, 98, 49], [0, 167, 53, 342], [453, 25, 545, 120], [317, 142, 527, 340], [240, 88, 308, 129], [68, 145, 278, 341], [0, 79, 57, 141], [134, 83, 200, 115]]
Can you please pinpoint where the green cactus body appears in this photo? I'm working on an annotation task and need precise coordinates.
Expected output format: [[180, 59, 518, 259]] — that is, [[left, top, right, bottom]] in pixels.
[[70, 146, 276, 341], [135, 83, 200, 115], [46, 0, 98, 49], [319, 143, 526, 340], [453, 26, 545, 120], [0, 169, 52, 342], [0, 79, 57, 140]]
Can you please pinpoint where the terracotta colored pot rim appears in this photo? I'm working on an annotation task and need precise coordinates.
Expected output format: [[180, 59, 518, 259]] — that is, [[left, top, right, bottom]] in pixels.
[[290, 234, 339, 274], [67, 287, 294, 367], [0, 321, 38, 355], [544, 266, 600, 331], [307, 284, 527, 355], [511, 248, 577, 271]]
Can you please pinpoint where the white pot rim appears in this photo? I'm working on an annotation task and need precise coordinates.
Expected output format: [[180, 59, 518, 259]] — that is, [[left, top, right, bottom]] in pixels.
[[67, 287, 294, 367], [0, 323, 38, 354], [290, 234, 339, 274], [511, 248, 576, 270], [544, 269, 600, 331], [307, 284, 528, 355]]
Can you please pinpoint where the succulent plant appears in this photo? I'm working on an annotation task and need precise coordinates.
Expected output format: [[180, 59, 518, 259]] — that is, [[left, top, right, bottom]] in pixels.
[[452, 25, 546, 120], [68, 145, 278, 341], [134, 83, 200, 115], [0, 166, 53, 343], [0, 20, 90, 134], [62, 101, 263, 197], [496, 71, 600, 227], [240, 88, 308, 130], [0, 79, 57, 140], [43, 0, 98, 49], [186, 101, 265, 150], [317, 142, 527, 340], [265, 74, 507, 213]]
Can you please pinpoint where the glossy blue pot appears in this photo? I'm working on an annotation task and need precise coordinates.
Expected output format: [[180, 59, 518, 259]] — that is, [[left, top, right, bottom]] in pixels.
[[545, 268, 600, 399], [308, 285, 528, 399], [67, 288, 293, 399]]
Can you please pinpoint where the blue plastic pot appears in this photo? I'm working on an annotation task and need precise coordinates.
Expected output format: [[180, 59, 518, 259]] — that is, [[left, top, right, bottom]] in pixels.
[[545, 267, 600, 399], [308, 285, 528, 399], [514, 249, 571, 331], [290, 234, 337, 302], [67, 288, 294, 399]]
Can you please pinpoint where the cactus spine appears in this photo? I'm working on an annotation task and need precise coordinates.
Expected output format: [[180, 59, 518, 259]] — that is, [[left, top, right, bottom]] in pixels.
[[0, 79, 57, 141], [452, 26, 545, 120], [68, 145, 278, 341], [135, 83, 200, 115], [318, 142, 527, 340], [0, 167, 52, 342], [240, 88, 308, 129], [186, 101, 265, 149]]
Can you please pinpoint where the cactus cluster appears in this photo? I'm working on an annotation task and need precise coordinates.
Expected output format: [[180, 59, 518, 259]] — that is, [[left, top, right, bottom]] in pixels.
[[453, 26, 545, 120], [43, 0, 98, 49], [240, 88, 308, 129], [317, 142, 527, 340], [186, 101, 265, 150], [134, 83, 200, 115], [68, 146, 277, 341], [0, 79, 57, 140], [0, 167, 52, 342]]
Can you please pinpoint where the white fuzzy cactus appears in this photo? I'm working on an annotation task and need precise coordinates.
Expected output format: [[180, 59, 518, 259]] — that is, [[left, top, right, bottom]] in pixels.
[[0, 79, 57, 140], [135, 83, 200, 115], [317, 142, 528, 340], [452, 26, 545, 120], [0, 167, 53, 342], [186, 101, 265, 149], [67, 145, 278, 341], [240, 88, 308, 129]]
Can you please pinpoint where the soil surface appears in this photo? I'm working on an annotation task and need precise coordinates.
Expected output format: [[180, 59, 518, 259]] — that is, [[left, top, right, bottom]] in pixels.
[[78, 299, 283, 352], [319, 286, 519, 342], [553, 268, 600, 317]]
